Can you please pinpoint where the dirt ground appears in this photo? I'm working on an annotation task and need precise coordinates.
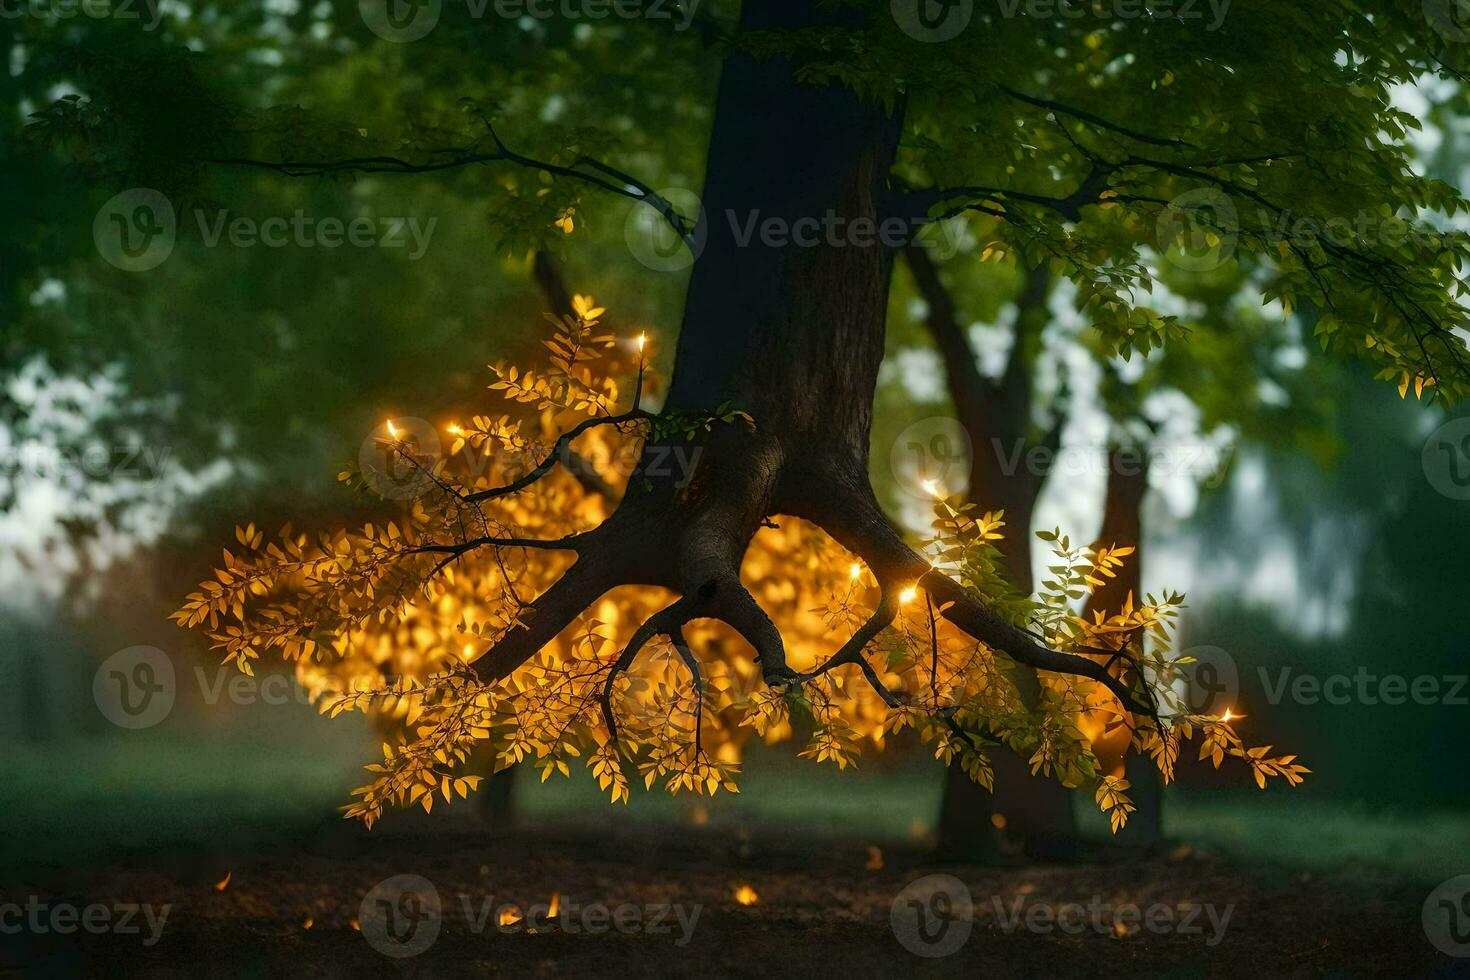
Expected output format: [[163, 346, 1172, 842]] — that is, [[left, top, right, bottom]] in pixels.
[[2, 817, 1465, 979]]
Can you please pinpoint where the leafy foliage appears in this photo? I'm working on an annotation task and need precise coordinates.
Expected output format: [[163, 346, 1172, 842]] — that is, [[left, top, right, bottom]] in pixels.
[[175, 306, 1305, 829]]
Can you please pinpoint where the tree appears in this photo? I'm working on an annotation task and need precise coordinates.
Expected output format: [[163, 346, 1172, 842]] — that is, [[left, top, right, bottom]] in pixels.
[[902, 247, 1083, 858], [67, 0, 1466, 826]]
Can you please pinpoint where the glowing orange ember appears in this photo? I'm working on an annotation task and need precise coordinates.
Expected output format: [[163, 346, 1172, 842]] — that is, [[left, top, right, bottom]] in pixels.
[[734, 885, 759, 906]]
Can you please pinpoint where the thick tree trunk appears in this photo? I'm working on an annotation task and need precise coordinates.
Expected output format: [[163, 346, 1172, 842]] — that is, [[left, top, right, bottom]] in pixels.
[[470, 3, 1154, 852], [605, 0, 904, 609], [1084, 447, 1163, 848]]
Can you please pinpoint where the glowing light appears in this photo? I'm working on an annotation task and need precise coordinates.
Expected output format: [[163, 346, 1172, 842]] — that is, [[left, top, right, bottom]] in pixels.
[[462, 643, 475, 660], [499, 906, 523, 927], [733, 885, 759, 906], [1221, 708, 1243, 723], [636, 332, 647, 354], [899, 586, 918, 604], [447, 422, 462, 436], [386, 419, 399, 439], [548, 893, 560, 918], [921, 478, 942, 497], [214, 872, 231, 892], [302, 916, 314, 930], [849, 563, 862, 581]]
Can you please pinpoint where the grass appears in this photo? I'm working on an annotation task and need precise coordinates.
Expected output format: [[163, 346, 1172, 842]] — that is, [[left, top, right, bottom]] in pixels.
[[5, 734, 1467, 883]]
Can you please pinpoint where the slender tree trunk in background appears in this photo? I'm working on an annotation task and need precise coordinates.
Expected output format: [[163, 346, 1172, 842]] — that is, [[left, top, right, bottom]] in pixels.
[[906, 247, 1082, 861], [1084, 447, 1163, 847], [469, 250, 612, 826]]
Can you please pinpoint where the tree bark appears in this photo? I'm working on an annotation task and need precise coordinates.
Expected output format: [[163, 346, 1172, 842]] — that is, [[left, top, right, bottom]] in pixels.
[[603, 0, 905, 607]]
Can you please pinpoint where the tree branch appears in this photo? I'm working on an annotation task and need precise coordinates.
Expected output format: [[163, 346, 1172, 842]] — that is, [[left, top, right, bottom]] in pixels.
[[797, 591, 898, 682], [469, 548, 624, 684], [804, 480, 1156, 718], [703, 577, 790, 683], [599, 596, 697, 747], [205, 120, 696, 243], [997, 85, 1197, 150], [464, 409, 652, 502]]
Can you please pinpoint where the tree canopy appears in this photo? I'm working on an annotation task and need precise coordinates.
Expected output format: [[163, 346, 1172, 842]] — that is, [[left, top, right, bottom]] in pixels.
[[15, 0, 1466, 828]]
